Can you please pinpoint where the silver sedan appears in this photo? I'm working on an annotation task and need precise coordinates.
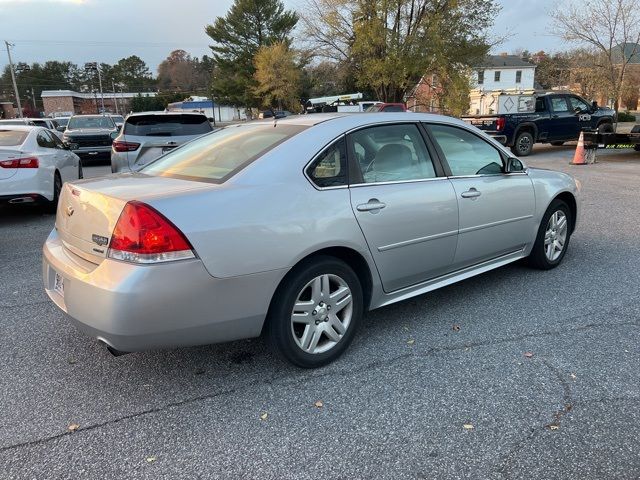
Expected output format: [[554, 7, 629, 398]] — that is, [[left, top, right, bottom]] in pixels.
[[42, 113, 580, 368]]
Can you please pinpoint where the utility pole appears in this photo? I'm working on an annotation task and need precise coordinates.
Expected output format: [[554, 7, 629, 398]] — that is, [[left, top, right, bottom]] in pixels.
[[112, 80, 119, 114], [4, 41, 23, 118]]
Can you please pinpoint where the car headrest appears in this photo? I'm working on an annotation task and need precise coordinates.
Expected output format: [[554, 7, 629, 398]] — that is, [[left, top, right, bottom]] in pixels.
[[374, 143, 413, 171]]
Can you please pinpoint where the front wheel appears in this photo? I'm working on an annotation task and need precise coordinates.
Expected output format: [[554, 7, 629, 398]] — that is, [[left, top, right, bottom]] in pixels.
[[511, 131, 534, 156], [598, 122, 614, 134], [527, 199, 572, 270], [266, 256, 363, 368]]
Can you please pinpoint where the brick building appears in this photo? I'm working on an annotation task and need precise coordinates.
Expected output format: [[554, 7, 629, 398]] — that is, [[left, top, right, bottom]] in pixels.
[[41, 90, 157, 116]]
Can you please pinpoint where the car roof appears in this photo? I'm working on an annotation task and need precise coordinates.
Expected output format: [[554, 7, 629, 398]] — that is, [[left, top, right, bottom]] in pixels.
[[252, 112, 467, 128], [125, 111, 208, 118], [0, 125, 43, 132]]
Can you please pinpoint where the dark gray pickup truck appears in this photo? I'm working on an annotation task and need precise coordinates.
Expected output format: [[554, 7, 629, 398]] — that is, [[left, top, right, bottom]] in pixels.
[[462, 92, 616, 156]]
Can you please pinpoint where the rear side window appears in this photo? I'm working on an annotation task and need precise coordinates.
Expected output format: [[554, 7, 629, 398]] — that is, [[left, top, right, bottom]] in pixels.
[[550, 97, 569, 112], [142, 124, 307, 183], [124, 115, 212, 137], [36, 131, 56, 148], [0, 130, 28, 146], [307, 138, 347, 188]]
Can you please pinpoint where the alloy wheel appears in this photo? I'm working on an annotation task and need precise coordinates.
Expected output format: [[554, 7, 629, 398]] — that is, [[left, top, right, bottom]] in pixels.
[[544, 210, 568, 261], [518, 135, 532, 154], [290, 274, 353, 355]]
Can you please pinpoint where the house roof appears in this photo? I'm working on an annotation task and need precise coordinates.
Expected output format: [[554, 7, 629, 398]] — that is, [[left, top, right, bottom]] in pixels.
[[612, 43, 640, 64], [41, 90, 157, 99], [474, 55, 536, 69]]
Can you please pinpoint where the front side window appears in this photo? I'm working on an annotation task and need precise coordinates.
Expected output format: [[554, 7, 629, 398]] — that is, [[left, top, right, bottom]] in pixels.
[[349, 124, 436, 184], [568, 96, 590, 112], [550, 97, 569, 112], [142, 124, 306, 183], [306, 138, 347, 188], [429, 124, 504, 176]]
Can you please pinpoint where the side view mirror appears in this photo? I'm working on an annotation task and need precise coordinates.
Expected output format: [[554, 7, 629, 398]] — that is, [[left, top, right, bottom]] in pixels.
[[574, 107, 582, 114], [207, 117, 214, 122], [591, 100, 598, 110], [505, 157, 525, 173]]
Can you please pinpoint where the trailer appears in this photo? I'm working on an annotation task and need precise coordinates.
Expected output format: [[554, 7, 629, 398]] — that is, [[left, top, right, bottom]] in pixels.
[[583, 124, 640, 152]]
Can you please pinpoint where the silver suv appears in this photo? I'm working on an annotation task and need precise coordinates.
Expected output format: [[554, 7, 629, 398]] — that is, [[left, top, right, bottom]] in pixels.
[[110, 112, 213, 173], [62, 115, 118, 159]]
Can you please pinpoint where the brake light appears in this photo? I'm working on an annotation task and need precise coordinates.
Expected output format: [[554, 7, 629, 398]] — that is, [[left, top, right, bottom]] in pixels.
[[112, 140, 140, 152], [0, 157, 39, 168], [108, 201, 195, 264], [496, 117, 506, 131]]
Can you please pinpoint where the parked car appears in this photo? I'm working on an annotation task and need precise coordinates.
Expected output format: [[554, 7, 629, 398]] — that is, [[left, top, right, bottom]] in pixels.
[[62, 114, 118, 160], [259, 110, 293, 119], [0, 125, 81, 210], [365, 103, 408, 112], [43, 113, 579, 367], [462, 92, 616, 156], [108, 114, 125, 129], [110, 112, 213, 173]]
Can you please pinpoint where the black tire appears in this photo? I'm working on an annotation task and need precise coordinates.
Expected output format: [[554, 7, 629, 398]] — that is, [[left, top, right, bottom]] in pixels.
[[550, 141, 565, 146], [46, 172, 62, 214], [78, 160, 84, 179], [266, 256, 363, 368], [511, 131, 534, 156], [527, 199, 572, 270], [598, 122, 614, 134]]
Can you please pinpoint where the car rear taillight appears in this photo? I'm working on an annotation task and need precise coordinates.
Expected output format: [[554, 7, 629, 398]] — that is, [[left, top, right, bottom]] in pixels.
[[0, 157, 39, 168], [107, 201, 195, 264], [496, 117, 506, 131], [112, 140, 140, 152]]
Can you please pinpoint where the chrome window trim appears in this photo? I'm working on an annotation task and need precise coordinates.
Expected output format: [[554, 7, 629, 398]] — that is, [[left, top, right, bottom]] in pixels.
[[446, 171, 529, 180], [349, 176, 446, 188]]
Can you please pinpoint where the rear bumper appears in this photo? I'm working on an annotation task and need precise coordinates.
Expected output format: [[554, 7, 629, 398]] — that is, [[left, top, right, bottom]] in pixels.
[[42, 229, 287, 352], [0, 169, 53, 201], [485, 133, 508, 145], [72, 146, 111, 157]]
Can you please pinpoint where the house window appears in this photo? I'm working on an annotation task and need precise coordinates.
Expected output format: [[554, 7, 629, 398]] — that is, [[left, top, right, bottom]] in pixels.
[[516, 70, 522, 83], [477, 70, 484, 85], [494, 71, 501, 82]]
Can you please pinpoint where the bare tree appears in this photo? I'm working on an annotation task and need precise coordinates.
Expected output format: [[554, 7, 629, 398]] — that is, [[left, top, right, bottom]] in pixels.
[[552, 0, 640, 111]]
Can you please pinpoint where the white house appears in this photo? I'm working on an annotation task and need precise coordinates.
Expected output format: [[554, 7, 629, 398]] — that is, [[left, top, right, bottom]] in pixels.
[[468, 55, 537, 115]]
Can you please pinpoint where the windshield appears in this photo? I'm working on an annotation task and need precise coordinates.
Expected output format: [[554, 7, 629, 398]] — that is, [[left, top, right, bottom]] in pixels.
[[142, 124, 307, 183], [0, 129, 28, 146], [124, 114, 212, 137], [67, 116, 114, 130]]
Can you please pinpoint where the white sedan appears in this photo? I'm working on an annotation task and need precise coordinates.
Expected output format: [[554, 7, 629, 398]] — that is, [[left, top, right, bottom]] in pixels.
[[0, 125, 82, 210]]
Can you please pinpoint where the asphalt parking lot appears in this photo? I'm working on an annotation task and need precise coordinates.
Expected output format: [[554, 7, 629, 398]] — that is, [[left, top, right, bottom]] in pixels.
[[1, 145, 639, 480]]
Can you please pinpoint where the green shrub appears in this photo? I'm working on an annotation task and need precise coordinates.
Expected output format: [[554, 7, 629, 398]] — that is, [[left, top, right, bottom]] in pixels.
[[617, 111, 637, 122]]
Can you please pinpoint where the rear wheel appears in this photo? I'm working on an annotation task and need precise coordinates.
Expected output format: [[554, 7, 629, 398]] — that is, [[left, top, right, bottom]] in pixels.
[[511, 131, 534, 156], [266, 256, 363, 368], [46, 172, 62, 214], [527, 199, 572, 270], [598, 122, 614, 134]]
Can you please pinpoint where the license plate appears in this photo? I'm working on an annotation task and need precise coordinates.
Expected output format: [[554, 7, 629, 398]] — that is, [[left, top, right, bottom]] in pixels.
[[54, 272, 64, 297]]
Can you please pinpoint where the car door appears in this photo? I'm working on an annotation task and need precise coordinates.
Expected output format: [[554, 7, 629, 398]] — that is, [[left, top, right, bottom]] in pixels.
[[45, 130, 78, 181], [548, 95, 578, 140], [347, 123, 459, 292], [38, 130, 72, 181], [426, 123, 535, 270], [567, 95, 594, 136]]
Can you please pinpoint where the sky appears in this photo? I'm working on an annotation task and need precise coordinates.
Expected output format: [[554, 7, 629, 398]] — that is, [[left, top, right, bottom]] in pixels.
[[0, 0, 568, 75]]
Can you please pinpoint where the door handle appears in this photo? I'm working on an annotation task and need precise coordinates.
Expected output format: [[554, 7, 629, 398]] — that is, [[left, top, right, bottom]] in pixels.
[[461, 188, 481, 199], [357, 199, 386, 212]]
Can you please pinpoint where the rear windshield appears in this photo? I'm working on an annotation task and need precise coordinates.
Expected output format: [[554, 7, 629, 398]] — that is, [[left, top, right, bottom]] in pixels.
[[142, 124, 307, 183], [31, 120, 47, 127], [0, 130, 28, 146], [124, 114, 212, 137], [67, 116, 114, 130]]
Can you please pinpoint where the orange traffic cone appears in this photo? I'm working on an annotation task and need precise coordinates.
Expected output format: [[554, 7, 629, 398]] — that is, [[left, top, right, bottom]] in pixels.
[[571, 131, 596, 165], [571, 131, 587, 165]]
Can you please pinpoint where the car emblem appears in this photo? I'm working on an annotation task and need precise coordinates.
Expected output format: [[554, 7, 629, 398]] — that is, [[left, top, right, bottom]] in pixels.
[[91, 234, 109, 247], [66, 206, 74, 217]]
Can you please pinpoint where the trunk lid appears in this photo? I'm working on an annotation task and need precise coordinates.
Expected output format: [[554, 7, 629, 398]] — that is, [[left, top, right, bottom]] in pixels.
[[0, 148, 24, 180], [55, 173, 214, 264]]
